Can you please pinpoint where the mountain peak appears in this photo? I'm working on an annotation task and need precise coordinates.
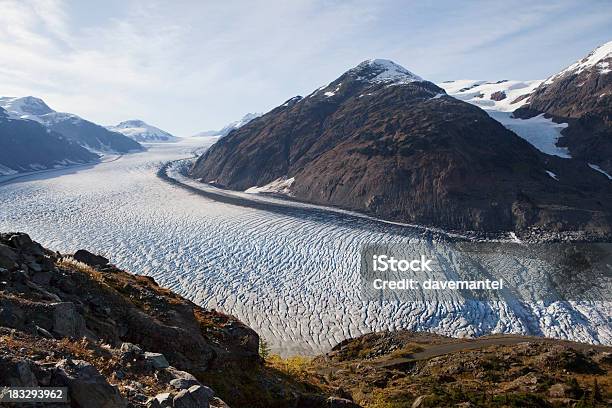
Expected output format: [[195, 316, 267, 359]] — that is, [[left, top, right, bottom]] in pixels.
[[347, 59, 423, 85], [544, 40, 612, 84], [116, 119, 147, 128], [0, 96, 54, 117]]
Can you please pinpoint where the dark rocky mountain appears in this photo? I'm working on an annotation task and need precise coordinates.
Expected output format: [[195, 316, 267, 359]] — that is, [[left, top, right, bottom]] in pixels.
[[0, 107, 98, 175], [190, 59, 612, 235], [0, 96, 144, 154], [515, 40, 612, 174]]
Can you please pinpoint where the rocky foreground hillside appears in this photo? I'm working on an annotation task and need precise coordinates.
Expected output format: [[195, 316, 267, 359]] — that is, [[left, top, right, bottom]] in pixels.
[[190, 59, 612, 235], [1, 233, 611, 407]]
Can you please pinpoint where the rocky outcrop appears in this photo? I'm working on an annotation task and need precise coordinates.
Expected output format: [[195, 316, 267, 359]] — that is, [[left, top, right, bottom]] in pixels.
[[490, 90, 506, 101], [514, 40, 612, 174], [0, 232, 251, 407], [191, 59, 612, 235]]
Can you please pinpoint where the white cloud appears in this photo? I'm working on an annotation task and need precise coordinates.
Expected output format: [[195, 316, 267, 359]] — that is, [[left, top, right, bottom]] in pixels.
[[0, 0, 610, 136]]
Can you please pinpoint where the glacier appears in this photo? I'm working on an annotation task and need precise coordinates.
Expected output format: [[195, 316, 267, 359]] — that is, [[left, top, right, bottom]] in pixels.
[[0, 138, 610, 356]]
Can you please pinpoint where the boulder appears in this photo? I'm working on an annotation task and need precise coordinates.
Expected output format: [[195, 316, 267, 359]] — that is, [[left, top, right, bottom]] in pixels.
[[165, 367, 202, 390], [51, 302, 85, 338], [0, 243, 18, 270], [120, 342, 143, 363], [73, 249, 109, 267], [145, 352, 170, 369], [548, 383, 571, 398], [8, 233, 33, 248], [52, 359, 127, 408], [0, 357, 38, 386], [173, 385, 211, 408], [155, 392, 174, 407], [209, 397, 231, 408]]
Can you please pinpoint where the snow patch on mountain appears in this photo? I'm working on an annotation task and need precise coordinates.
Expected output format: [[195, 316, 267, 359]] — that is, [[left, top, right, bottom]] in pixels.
[[0, 96, 54, 119], [440, 81, 576, 159], [488, 111, 571, 158], [439, 79, 543, 111], [588, 163, 612, 180], [107, 120, 178, 143], [544, 40, 612, 84], [245, 176, 295, 196]]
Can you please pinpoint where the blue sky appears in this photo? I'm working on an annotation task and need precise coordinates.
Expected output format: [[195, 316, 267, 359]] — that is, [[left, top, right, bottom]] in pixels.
[[0, 0, 610, 135]]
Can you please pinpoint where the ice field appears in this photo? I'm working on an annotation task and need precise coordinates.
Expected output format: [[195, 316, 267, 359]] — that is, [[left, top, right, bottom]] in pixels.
[[1, 138, 610, 355]]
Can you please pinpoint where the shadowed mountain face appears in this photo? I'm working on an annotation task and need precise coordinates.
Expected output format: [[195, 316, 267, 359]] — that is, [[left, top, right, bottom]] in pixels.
[[515, 41, 612, 174], [190, 59, 612, 234], [0, 107, 98, 174]]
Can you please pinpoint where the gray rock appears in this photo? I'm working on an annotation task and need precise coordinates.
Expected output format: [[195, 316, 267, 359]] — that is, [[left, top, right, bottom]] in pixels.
[[145, 352, 169, 369], [411, 395, 426, 408], [51, 302, 85, 338], [120, 342, 143, 354], [31, 270, 53, 286], [209, 397, 231, 408], [146, 397, 162, 408], [8, 233, 32, 248], [166, 367, 201, 390], [0, 359, 38, 386], [154, 392, 174, 407], [0, 243, 18, 270], [73, 249, 109, 267], [53, 359, 127, 408], [189, 384, 214, 400], [173, 385, 211, 408]]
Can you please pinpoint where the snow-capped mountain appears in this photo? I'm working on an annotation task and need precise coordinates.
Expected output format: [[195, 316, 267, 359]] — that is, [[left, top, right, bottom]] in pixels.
[[107, 120, 178, 143], [0, 106, 98, 175], [514, 40, 612, 174], [194, 112, 262, 137], [191, 58, 612, 235], [439, 79, 542, 111], [0, 96, 144, 154]]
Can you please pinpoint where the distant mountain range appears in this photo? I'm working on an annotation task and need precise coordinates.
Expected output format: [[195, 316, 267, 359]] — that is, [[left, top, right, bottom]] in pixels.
[[194, 112, 262, 137], [0, 96, 143, 154], [107, 119, 178, 142], [0, 106, 98, 175], [191, 49, 612, 236], [0, 96, 144, 175]]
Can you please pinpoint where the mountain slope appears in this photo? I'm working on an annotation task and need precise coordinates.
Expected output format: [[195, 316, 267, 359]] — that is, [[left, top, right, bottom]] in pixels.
[[107, 119, 178, 142], [514, 40, 612, 173], [190, 59, 612, 234], [0, 96, 144, 154], [0, 107, 98, 174]]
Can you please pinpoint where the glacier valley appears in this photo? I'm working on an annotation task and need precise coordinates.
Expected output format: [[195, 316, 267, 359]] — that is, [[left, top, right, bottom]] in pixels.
[[0, 138, 610, 355]]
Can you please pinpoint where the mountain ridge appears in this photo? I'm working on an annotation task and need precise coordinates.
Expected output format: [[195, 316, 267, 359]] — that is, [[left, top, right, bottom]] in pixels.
[[190, 59, 612, 234], [0, 96, 144, 154]]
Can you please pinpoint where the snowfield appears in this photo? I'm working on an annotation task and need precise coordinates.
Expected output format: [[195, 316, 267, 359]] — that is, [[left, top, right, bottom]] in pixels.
[[0, 138, 610, 355]]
